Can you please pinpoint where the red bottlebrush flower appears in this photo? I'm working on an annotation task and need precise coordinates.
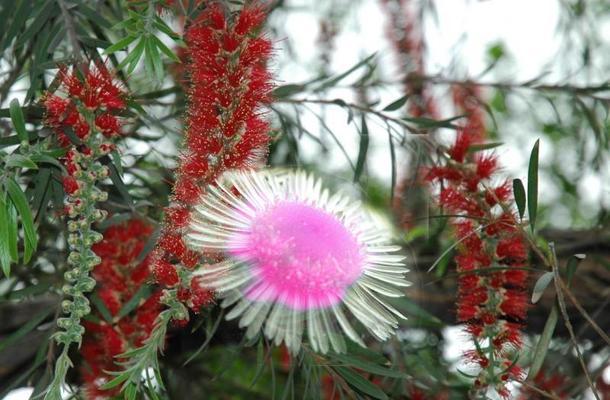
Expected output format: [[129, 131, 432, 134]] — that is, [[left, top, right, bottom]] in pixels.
[[158, 232, 187, 260], [82, 219, 162, 398], [62, 176, 79, 195], [189, 276, 214, 311], [95, 113, 122, 137], [448, 132, 474, 163], [153, 258, 179, 286], [234, 6, 266, 36], [148, 2, 274, 318], [425, 166, 462, 182], [165, 205, 190, 228], [426, 82, 529, 398], [500, 290, 528, 320], [475, 154, 498, 179], [496, 236, 527, 261], [173, 176, 202, 205], [179, 153, 209, 177]]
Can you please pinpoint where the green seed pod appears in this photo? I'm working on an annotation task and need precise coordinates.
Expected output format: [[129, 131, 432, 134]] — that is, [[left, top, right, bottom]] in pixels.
[[61, 300, 73, 312]]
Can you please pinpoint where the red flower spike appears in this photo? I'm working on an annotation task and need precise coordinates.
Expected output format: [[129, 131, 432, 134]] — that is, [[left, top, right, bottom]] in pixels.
[[149, 2, 274, 318], [426, 83, 529, 397], [82, 219, 161, 398]]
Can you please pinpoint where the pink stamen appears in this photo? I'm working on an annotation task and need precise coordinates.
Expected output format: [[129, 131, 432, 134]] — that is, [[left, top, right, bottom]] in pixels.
[[230, 201, 365, 310]]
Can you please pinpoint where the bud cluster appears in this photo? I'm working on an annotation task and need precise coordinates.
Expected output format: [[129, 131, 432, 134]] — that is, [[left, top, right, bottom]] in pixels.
[[41, 63, 127, 396]]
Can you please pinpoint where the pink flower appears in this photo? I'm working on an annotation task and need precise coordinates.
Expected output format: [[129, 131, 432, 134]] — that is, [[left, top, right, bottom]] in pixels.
[[186, 170, 410, 354]]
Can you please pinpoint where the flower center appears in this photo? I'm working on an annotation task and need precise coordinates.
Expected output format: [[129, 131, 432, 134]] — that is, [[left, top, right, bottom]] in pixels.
[[231, 201, 365, 310]]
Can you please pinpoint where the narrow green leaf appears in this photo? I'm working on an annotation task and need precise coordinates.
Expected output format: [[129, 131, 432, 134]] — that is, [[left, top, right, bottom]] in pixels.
[[334, 366, 388, 400], [382, 95, 408, 112], [125, 382, 137, 400], [9, 99, 28, 142], [118, 37, 146, 74], [150, 34, 180, 62], [467, 142, 504, 153], [99, 371, 130, 390], [0, 193, 11, 277], [148, 35, 164, 81], [0, 308, 52, 353], [388, 132, 396, 204], [314, 53, 376, 92], [402, 115, 462, 129], [531, 271, 553, 304], [6, 177, 38, 262], [154, 15, 181, 40], [353, 115, 369, 182], [566, 253, 586, 284], [272, 84, 306, 99], [90, 293, 114, 323], [14, 0, 56, 48], [527, 139, 540, 232], [107, 159, 133, 207], [103, 35, 138, 55], [6, 154, 38, 170], [7, 201, 18, 262], [527, 305, 558, 380], [75, 3, 112, 29], [330, 353, 404, 378], [512, 178, 526, 220], [1, 0, 32, 52], [117, 285, 152, 319]]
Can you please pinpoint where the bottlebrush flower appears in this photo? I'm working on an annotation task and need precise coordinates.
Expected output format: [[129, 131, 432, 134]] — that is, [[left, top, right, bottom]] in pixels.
[[151, 2, 273, 316], [186, 169, 410, 354], [80, 219, 162, 398], [427, 97, 529, 397]]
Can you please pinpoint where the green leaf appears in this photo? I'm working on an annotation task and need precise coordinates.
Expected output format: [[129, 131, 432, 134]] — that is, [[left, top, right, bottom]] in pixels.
[[527, 139, 540, 232], [1, 0, 32, 52], [5, 154, 38, 170], [107, 158, 133, 207], [512, 178, 526, 219], [353, 115, 369, 183], [272, 84, 306, 99], [6, 201, 18, 262], [402, 115, 462, 129], [330, 353, 405, 378], [154, 15, 181, 40], [117, 285, 152, 319], [388, 132, 396, 203], [527, 305, 558, 380], [14, 0, 57, 48], [90, 293, 114, 323], [0, 194, 12, 277], [118, 37, 146, 74], [334, 366, 388, 400], [103, 35, 138, 55], [9, 99, 28, 142], [467, 142, 504, 153], [531, 271, 553, 304], [0, 308, 52, 353], [6, 177, 38, 263], [313, 53, 376, 92], [150, 34, 180, 63], [566, 253, 586, 284], [382, 95, 408, 112]]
